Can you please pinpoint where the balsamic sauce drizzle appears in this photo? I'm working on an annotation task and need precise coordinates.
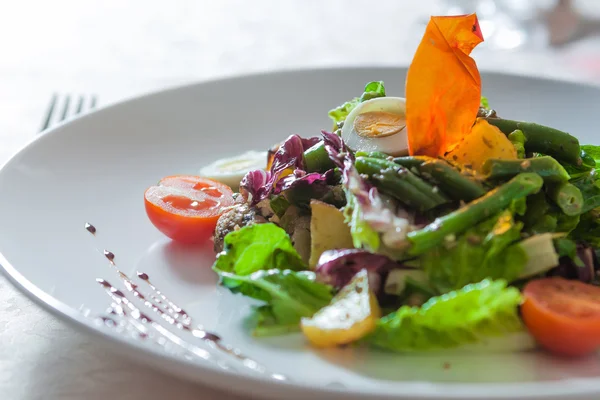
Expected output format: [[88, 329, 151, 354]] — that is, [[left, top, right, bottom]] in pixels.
[[86, 223, 285, 381], [85, 222, 96, 235]]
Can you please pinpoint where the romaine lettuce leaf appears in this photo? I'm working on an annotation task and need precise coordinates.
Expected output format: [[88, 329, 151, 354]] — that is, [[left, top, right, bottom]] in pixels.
[[213, 223, 306, 275], [369, 279, 534, 352], [344, 180, 381, 250], [215, 268, 333, 336], [420, 211, 526, 294]]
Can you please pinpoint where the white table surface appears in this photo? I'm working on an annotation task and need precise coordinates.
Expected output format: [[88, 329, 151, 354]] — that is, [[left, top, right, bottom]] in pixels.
[[2, 1, 600, 399]]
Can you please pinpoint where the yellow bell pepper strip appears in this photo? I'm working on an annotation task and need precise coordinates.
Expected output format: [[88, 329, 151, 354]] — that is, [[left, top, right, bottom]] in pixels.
[[406, 14, 484, 157], [446, 118, 517, 173]]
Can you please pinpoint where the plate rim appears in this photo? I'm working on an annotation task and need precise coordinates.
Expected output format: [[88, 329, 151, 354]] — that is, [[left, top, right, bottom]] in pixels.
[[2, 66, 600, 400]]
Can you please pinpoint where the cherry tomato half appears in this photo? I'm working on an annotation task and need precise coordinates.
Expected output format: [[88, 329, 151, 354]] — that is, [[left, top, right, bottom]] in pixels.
[[522, 277, 600, 357], [144, 175, 234, 244]]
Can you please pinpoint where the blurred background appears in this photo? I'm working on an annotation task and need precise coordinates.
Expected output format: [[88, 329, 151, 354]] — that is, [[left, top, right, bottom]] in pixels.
[[2, 0, 600, 158], [1, 0, 600, 399]]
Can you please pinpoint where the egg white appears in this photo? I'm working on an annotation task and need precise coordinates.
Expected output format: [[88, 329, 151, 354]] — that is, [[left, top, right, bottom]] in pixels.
[[341, 96, 409, 156], [199, 150, 267, 190]]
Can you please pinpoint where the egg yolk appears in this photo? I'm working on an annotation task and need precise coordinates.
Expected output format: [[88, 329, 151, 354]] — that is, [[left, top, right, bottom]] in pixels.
[[353, 111, 406, 138]]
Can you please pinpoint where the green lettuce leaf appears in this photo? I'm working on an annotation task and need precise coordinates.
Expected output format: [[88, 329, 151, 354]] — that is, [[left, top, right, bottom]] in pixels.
[[360, 81, 386, 102], [582, 145, 600, 164], [570, 209, 600, 247], [215, 268, 333, 336], [420, 211, 526, 294], [344, 191, 380, 251], [328, 98, 360, 126], [572, 173, 600, 214], [369, 279, 534, 352], [328, 81, 386, 125], [562, 145, 598, 181], [213, 223, 306, 275], [508, 129, 526, 159], [480, 96, 490, 109]]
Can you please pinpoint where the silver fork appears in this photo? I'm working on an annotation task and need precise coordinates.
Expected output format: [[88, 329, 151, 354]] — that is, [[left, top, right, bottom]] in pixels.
[[39, 94, 98, 133]]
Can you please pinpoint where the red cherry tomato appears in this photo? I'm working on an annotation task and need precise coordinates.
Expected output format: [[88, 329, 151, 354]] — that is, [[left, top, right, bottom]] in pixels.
[[144, 175, 234, 244], [522, 277, 600, 357]]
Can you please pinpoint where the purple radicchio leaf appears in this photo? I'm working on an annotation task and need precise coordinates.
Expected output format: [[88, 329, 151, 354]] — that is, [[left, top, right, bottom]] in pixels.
[[549, 243, 598, 283], [240, 134, 318, 205], [239, 169, 271, 204], [275, 169, 334, 193], [321, 130, 413, 247], [301, 136, 321, 150], [315, 248, 408, 295]]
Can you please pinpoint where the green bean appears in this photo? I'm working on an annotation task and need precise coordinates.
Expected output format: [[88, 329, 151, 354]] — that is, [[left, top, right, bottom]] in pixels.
[[393, 156, 433, 169], [547, 182, 584, 216], [304, 142, 334, 172], [556, 213, 580, 234], [522, 191, 550, 230], [485, 118, 582, 165], [355, 151, 391, 159], [419, 161, 487, 201], [482, 156, 570, 184], [407, 173, 544, 255], [355, 157, 448, 211], [529, 214, 558, 234], [393, 156, 486, 201], [362, 157, 449, 203]]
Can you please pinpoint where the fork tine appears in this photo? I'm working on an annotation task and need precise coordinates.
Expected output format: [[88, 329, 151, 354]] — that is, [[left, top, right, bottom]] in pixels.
[[60, 95, 71, 122], [40, 94, 98, 134], [75, 95, 85, 115], [40, 93, 58, 132]]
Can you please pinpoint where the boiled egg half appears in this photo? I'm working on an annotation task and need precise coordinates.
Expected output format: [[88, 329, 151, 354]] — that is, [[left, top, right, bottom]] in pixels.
[[341, 97, 408, 156], [199, 150, 267, 190]]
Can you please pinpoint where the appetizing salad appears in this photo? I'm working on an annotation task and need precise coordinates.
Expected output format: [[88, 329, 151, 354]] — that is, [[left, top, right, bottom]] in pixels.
[[144, 14, 600, 357]]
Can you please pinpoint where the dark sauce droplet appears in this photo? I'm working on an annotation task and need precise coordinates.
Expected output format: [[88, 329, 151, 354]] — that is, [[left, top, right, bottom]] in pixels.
[[198, 331, 221, 342], [93, 257, 282, 379], [97, 278, 111, 288], [137, 272, 149, 281], [103, 250, 115, 265], [85, 222, 96, 235]]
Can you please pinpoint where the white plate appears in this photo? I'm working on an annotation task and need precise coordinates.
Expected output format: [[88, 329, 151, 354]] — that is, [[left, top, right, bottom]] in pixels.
[[2, 67, 600, 400]]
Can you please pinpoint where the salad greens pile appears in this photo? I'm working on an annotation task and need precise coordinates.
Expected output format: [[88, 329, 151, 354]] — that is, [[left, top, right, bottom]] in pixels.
[[211, 81, 600, 353]]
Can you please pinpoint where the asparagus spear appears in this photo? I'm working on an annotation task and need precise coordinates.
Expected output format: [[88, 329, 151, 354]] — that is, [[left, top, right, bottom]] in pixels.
[[482, 156, 570, 184], [355, 157, 449, 210], [485, 118, 582, 165], [547, 182, 584, 216], [406, 173, 544, 255]]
